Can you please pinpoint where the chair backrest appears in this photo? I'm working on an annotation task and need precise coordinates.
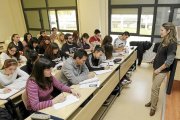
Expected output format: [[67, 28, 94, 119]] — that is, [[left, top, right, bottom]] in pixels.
[[21, 90, 28, 109]]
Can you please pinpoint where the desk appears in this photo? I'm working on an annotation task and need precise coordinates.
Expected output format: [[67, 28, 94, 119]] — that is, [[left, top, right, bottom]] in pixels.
[[26, 47, 137, 120]]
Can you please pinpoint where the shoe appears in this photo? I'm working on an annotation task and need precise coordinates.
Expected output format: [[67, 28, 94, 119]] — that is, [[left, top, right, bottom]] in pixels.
[[122, 79, 131, 85], [145, 102, 151, 107], [150, 109, 156, 116]]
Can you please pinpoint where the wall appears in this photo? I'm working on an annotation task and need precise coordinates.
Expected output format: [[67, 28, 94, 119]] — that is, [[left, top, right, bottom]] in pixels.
[[0, 0, 26, 42], [77, 0, 108, 38]]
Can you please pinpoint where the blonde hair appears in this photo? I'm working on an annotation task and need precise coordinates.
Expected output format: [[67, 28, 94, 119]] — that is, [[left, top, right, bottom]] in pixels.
[[162, 22, 177, 46]]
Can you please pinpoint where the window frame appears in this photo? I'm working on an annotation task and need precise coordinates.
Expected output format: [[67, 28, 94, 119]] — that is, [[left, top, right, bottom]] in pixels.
[[21, 0, 79, 34], [108, 0, 180, 42]]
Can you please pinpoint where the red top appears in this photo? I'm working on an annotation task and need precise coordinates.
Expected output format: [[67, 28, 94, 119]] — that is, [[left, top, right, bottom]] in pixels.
[[89, 36, 100, 43]]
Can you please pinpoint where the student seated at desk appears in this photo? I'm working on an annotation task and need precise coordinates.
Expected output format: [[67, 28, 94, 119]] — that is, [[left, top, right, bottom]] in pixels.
[[26, 57, 80, 111], [113, 31, 130, 52], [0, 59, 29, 92], [60, 49, 95, 86], [86, 46, 106, 71], [61, 33, 79, 57], [44, 43, 69, 67], [0, 42, 27, 66], [21, 50, 38, 75], [11, 34, 24, 52]]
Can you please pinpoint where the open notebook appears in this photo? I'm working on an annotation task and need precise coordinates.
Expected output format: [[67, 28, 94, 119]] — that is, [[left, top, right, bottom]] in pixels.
[[53, 94, 79, 109], [0, 81, 26, 99]]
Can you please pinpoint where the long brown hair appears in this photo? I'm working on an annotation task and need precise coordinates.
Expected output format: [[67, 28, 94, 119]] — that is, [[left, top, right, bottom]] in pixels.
[[6, 42, 20, 60], [101, 35, 112, 47], [162, 22, 177, 46], [30, 57, 53, 90], [2, 59, 18, 69], [45, 43, 60, 60], [104, 43, 113, 59]]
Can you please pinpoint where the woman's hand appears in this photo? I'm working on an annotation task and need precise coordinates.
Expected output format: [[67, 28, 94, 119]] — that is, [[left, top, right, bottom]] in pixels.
[[3, 88, 11, 93], [52, 94, 66, 104], [154, 68, 161, 74], [71, 89, 81, 98]]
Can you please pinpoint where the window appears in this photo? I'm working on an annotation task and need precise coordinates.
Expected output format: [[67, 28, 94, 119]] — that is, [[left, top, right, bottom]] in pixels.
[[111, 8, 138, 33], [111, 0, 154, 5], [49, 10, 57, 29], [158, 0, 180, 4], [57, 10, 77, 30], [21, 0, 78, 36], [140, 7, 154, 35], [109, 0, 180, 42], [173, 8, 180, 26], [154, 7, 170, 35]]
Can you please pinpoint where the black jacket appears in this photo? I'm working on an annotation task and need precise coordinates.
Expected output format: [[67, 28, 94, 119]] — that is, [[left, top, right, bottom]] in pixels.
[[130, 41, 152, 65], [85, 53, 104, 71]]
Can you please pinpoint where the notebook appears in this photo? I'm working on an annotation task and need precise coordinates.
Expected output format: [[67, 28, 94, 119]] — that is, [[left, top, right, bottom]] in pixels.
[[94, 70, 112, 75], [0, 89, 19, 99], [53, 95, 79, 109]]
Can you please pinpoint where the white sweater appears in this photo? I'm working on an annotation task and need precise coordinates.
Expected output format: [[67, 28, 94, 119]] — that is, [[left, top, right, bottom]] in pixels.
[[0, 68, 29, 93], [0, 52, 27, 66]]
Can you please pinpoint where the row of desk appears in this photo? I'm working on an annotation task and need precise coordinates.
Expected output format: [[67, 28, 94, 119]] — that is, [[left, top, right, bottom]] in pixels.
[[25, 47, 137, 120], [0, 47, 137, 120]]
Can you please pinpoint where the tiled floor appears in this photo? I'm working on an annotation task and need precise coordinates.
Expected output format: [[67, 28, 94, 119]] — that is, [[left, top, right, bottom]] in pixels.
[[103, 63, 166, 120]]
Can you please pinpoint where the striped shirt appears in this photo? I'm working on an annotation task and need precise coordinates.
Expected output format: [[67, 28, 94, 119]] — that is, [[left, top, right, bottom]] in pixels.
[[26, 76, 71, 111]]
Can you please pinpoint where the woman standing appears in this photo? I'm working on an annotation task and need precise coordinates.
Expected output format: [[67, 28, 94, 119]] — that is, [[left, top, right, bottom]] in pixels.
[[145, 22, 177, 116]]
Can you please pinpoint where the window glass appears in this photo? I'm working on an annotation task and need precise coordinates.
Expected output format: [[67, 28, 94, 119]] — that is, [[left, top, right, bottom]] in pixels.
[[49, 10, 58, 29], [158, 0, 180, 4], [140, 7, 154, 35], [111, 0, 154, 5], [48, 0, 76, 7], [154, 7, 170, 35], [25, 11, 41, 28], [23, 0, 46, 8], [57, 10, 77, 30], [111, 8, 138, 33]]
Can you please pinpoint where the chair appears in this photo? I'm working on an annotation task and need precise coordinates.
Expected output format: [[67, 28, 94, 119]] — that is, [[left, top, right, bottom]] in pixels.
[[21, 90, 28, 109]]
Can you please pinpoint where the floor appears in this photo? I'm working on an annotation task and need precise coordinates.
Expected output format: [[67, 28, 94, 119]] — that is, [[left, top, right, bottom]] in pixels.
[[103, 63, 167, 120], [165, 80, 180, 120]]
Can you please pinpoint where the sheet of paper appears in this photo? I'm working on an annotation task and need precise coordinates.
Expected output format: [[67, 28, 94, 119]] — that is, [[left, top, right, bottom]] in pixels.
[[79, 77, 98, 85], [94, 70, 112, 75], [80, 81, 100, 88], [7, 81, 26, 90], [53, 95, 79, 109], [0, 89, 19, 99]]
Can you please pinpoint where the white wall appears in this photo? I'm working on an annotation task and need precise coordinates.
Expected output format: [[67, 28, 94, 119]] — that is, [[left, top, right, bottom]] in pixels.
[[0, 0, 26, 42], [77, 0, 108, 38]]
